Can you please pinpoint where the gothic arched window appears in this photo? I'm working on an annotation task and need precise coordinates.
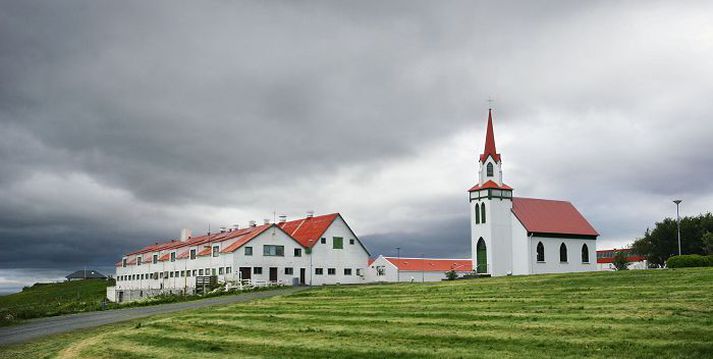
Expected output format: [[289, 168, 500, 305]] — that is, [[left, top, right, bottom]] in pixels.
[[475, 204, 480, 224], [581, 244, 590, 263], [536, 242, 545, 262], [486, 162, 494, 177], [481, 203, 486, 224], [560, 243, 568, 262]]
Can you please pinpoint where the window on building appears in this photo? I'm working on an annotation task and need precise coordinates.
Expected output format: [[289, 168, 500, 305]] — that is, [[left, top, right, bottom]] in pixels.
[[315, 268, 324, 275], [344, 268, 352, 275], [212, 246, 219, 257], [253, 267, 263, 275], [190, 249, 196, 260], [152, 254, 158, 264], [219, 267, 224, 275], [581, 244, 590, 263], [226, 267, 231, 274], [333, 237, 343, 249], [192, 269, 197, 276], [327, 268, 336, 275], [481, 203, 486, 223], [475, 204, 480, 224], [199, 269, 204, 275], [294, 248, 302, 257], [285, 267, 294, 275], [245, 246, 253, 256], [170, 271, 174, 278], [356, 268, 362, 276], [137, 257, 142, 266], [376, 266, 386, 276], [170, 252, 176, 262], [537, 242, 545, 262], [186, 270, 191, 277], [320, 237, 326, 244], [349, 239, 355, 245], [487, 162, 494, 177], [560, 243, 568, 262], [122, 258, 127, 267], [180, 270, 185, 277], [211, 268, 217, 276], [174, 271, 179, 277], [263, 245, 285, 256]]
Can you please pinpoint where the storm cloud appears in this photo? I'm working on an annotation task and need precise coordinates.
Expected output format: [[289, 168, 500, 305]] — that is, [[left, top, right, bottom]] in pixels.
[[1, 1, 712, 291]]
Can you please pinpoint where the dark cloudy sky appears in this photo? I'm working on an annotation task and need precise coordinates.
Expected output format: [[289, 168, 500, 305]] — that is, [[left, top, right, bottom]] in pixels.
[[1, 1, 712, 293]]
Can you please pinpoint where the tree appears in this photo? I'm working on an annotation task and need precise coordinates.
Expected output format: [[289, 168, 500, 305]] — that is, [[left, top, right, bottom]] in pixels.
[[612, 251, 630, 270], [702, 232, 713, 255], [631, 213, 713, 267]]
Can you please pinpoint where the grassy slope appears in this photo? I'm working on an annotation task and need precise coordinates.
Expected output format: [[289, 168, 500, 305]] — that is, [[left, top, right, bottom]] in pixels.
[[2, 268, 713, 358], [0, 279, 111, 325]]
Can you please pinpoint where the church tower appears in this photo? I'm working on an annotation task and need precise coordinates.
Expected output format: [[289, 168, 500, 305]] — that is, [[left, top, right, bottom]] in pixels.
[[468, 109, 514, 276]]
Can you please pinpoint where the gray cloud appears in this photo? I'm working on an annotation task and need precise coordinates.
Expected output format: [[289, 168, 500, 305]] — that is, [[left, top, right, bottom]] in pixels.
[[1, 1, 712, 283]]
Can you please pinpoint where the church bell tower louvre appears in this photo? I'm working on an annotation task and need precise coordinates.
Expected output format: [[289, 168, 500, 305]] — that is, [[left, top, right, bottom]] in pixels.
[[468, 109, 514, 276]]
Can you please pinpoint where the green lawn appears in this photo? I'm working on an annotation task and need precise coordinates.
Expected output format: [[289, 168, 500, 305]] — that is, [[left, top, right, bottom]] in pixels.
[[0, 279, 111, 326], [2, 268, 713, 358]]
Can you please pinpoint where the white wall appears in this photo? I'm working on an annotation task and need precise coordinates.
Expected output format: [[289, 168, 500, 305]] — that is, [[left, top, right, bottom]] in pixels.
[[365, 256, 469, 283], [510, 217, 530, 275], [308, 215, 369, 285], [471, 196, 513, 276], [529, 236, 597, 274]]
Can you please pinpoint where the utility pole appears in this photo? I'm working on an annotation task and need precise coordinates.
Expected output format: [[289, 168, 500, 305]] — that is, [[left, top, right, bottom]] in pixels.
[[396, 247, 401, 282], [673, 200, 682, 256]]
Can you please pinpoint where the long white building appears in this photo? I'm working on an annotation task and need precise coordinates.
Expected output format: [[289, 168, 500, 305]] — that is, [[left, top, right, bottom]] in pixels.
[[111, 213, 369, 302]]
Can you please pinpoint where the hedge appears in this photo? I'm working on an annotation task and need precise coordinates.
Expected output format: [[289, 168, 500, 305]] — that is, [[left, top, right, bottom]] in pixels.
[[666, 254, 713, 268]]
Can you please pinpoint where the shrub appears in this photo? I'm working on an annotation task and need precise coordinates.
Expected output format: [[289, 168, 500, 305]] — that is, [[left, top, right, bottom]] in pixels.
[[666, 254, 713, 268], [445, 270, 458, 281]]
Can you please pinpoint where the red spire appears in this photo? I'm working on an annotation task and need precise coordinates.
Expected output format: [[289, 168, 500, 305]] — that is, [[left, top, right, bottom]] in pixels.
[[479, 109, 501, 162]]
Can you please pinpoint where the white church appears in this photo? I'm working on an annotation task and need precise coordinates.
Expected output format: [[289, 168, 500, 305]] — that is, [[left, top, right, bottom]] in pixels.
[[469, 110, 599, 276]]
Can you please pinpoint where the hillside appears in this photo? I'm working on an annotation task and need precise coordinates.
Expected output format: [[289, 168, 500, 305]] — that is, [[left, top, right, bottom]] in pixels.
[[2, 268, 713, 358], [0, 279, 111, 325]]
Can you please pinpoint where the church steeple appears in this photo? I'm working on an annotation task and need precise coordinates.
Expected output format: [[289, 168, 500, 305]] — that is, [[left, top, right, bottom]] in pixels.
[[479, 109, 501, 163]]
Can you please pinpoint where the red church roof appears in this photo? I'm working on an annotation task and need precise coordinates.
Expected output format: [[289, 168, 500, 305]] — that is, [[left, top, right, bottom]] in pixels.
[[278, 213, 340, 248], [479, 109, 501, 163], [384, 257, 473, 272], [511, 197, 598, 237], [468, 180, 513, 192]]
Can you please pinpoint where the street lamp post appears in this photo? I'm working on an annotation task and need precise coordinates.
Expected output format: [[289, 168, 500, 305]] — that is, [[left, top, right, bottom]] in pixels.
[[673, 200, 682, 256]]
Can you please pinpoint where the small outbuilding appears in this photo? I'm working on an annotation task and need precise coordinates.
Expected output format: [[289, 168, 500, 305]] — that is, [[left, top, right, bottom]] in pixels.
[[66, 269, 107, 281], [367, 255, 473, 283]]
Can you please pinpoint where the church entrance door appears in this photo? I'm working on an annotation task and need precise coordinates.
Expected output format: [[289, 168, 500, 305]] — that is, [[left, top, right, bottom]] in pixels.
[[477, 238, 487, 273]]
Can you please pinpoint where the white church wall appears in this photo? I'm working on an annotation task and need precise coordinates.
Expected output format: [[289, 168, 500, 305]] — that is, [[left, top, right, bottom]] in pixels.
[[529, 236, 597, 274], [472, 195, 513, 276], [510, 217, 530, 275]]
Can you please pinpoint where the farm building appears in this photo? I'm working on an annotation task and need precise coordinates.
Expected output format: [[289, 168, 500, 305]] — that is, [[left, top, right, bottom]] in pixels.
[[66, 269, 107, 281], [468, 110, 599, 276], [110, 213, 369, 302], [366, 256, 472, 282], [596, 248, 648, 270]]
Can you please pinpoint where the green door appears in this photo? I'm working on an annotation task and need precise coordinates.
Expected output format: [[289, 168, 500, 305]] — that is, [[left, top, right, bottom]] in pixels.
[[477, 238, 487, 273]]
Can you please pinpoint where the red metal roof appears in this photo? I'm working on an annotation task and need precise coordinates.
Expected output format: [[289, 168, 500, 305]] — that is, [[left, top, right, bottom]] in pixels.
[[197, 247, 212, 256], [596, 248, 645, 263], [468, 180, 513, 192], [221, 224, 272, 253], [278, 213, 339, 248], [479, 109, 501, 163], [511, 197, 598, 237], [384, 257, 473, 272]]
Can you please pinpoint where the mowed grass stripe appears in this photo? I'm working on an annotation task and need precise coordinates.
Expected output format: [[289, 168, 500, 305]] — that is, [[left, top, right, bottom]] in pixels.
[[2, 268, 713, 358]]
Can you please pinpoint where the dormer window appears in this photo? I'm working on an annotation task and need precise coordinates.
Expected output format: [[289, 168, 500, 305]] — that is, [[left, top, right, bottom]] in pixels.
[[487, 162, 494, 177], [170, 252, 176, 262], [122, 258, 127, 267], [152, 254, 158, 264], [190, 249, 196, 260], [137, 257, 142, 266], [212, 245, 220, 257]]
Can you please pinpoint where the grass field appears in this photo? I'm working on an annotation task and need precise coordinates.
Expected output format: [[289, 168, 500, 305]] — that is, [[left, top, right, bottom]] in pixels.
[[0, 279, 111, 326], [2, 268, 713, 358]]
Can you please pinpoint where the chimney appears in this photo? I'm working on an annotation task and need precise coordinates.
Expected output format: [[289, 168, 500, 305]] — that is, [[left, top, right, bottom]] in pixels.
[[179, 228, 192, 242], [249, 220, 256, 227], [263, 219, 271, 225], [278, 215, 287, 224], [306, 210, 314, 218]]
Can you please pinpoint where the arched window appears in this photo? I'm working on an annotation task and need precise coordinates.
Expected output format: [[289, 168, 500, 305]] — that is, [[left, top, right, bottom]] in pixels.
[[536, 242, 545, 262], [581, 244, 589, 263], [560, 243, 568, 262], [475, 204, 480, 224], [487, 162, 494, 177], [481, 203, 486, 223]]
